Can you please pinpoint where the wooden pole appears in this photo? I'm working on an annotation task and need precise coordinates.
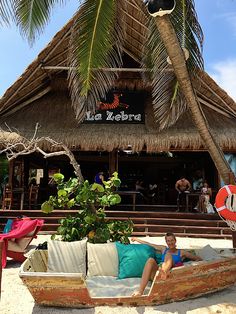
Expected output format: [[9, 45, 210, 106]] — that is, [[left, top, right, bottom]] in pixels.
[[8, 160, 13, 187], [109, 149, 118, 176], [229, 172, 236, 249], [0, 240, 3, 299]]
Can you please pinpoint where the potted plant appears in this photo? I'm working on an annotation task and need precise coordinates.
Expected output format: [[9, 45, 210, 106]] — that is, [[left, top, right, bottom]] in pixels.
[[41, 172, 133, 243]]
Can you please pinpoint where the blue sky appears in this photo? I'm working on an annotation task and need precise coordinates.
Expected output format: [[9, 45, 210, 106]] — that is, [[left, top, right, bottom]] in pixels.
[[0, 0, 236, 100]]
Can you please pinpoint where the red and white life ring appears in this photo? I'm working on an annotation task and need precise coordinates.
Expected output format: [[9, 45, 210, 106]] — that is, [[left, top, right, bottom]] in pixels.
[[215, 185, 236, 221]]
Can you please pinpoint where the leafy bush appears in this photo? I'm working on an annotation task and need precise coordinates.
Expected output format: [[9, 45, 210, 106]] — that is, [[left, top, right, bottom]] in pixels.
[[41, 172, 133, 243]]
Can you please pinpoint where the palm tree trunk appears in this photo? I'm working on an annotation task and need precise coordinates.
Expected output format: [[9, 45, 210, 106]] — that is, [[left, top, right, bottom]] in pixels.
[[154, 15, 234, 185]]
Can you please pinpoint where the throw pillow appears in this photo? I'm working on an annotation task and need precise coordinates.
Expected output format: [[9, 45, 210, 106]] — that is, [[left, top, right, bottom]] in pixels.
[[197, 244, 221, 261], [87, 242, 118, 277], [47, 239, 87, 275], [115, 242, 156, 279]]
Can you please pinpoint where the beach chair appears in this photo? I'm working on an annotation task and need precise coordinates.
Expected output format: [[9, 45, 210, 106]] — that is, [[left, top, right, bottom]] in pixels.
[[0, 218, 44, 268]]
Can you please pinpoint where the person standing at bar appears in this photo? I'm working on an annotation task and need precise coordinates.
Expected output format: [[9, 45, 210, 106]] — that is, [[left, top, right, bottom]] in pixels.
[[175, 176, 191, 212]]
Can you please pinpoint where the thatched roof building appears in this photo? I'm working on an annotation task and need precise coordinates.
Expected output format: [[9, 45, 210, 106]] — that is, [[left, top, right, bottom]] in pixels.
[[0, 2, 236, 153]]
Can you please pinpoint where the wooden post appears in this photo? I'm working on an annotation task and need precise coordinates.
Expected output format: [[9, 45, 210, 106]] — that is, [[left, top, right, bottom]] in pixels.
[[23, 157, 29, 187], [0, 240, 3, 299], [109, 149, 118, 176], [8, 160, 14, 187], [229, 171, 236, 249]]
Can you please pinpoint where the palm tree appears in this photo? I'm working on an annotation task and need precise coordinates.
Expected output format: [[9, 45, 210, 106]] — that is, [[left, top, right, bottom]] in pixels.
[[0, 0, 234, 184]]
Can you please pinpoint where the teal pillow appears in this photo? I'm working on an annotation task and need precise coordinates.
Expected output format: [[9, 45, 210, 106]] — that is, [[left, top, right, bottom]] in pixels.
[[115, 242, 156, 279], [155, 252, 162, 264], [3, 219, 13, 234]]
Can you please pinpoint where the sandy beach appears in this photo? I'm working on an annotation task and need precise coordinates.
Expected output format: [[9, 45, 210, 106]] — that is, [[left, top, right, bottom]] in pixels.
[[1, 235, 236, 314]]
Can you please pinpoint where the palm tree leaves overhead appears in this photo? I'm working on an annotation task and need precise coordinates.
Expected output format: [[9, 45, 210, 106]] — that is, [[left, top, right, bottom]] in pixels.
[[142, 0, 204, 129], [152, 71, 188, 129], [2, 0, 204, 128], [68, 0, 126, 122], [14, 0, 69, 44], [0, 0, 15, 26], [170, 0, 204, 70]]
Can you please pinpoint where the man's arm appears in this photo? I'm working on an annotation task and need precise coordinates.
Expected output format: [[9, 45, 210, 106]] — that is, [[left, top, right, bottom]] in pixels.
[[186, 180, 191, 191], [182, 250, 202, 261], [175, 181, 180, 192], [130, 237, 165, 252]]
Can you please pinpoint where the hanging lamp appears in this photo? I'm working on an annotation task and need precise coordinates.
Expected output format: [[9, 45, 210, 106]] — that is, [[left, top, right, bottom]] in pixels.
[[146, 0, 176, 17]]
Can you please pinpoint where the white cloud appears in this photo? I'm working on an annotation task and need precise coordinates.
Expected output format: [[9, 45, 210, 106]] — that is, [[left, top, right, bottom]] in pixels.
[[209, 59, 236, 101]]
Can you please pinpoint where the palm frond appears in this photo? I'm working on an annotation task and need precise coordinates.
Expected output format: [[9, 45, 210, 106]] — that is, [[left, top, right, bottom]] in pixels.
[[170, 0, 204, 70], [0, 0, 15, 26], [14, 0, 69, 44], [141, 0, 203, 129], [152, 68, 188, 129], [68, 0, 127, 122]]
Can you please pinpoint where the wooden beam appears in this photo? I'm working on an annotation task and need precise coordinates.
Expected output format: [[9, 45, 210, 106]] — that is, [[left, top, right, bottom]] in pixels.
[[123, 48, 141, 64], [42, 66, 150, 72], [121, 8, 149, 31], [198, 96, 236, 118], [1, 87, 51, 117], [197, 75, 236, 114]]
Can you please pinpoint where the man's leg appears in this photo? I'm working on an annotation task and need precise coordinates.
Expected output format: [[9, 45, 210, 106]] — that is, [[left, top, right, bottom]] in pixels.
[[132, 257, 159, 296]]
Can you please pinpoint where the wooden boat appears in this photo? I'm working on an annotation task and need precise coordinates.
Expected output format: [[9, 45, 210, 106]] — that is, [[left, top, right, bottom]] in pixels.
[[19, 249, 236, 308]]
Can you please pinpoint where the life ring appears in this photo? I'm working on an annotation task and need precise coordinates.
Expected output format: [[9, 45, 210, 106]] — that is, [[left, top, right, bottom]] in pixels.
[[215, 185, 236, 221]]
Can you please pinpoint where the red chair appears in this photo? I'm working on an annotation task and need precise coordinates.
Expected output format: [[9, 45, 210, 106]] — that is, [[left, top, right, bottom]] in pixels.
[[0, 218, 44, 268]]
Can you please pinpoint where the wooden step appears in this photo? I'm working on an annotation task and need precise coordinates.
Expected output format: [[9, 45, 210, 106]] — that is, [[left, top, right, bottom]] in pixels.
[[0, 208, 232, 240], [131, 232, 232, 239], [106, 210, 221, 221], [106, 217, 227, 227]]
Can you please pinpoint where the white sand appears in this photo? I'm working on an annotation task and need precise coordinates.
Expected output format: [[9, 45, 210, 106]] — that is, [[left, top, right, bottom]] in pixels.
[[1, 235, 236, 314]]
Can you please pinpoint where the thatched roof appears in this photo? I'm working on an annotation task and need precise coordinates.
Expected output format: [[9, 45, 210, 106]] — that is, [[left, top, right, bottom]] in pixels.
[[0, 89, 236, 152], [0, 2, 236, 152]]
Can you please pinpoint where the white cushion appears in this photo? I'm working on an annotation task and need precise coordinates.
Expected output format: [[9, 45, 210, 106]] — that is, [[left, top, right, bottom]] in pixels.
[[47, 239, 87, 275], [197, 245, 221, 261], [86, 276, 151, 297], [87, 242, 118, 277]]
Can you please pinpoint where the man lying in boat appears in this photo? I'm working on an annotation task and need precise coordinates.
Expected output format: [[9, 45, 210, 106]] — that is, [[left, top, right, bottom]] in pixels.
[[131, 232, 202, 297]]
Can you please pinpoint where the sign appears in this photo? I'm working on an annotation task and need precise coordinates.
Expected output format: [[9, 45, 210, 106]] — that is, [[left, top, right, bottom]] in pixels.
[[84, 91, 145, 124]]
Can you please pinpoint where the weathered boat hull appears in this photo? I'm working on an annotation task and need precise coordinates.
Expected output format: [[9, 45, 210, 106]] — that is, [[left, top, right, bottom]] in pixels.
[[19, 250, 236, 308]]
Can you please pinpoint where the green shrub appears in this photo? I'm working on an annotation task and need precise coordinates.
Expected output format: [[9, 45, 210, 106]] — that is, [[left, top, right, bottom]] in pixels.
[[41, 172, 133, 243]]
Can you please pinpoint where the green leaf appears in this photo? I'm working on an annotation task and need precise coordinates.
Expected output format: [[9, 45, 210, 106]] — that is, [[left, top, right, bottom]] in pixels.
[[53, 173, 64, 182], [67, 199, 75, 208], [109, 194, 121, 205], [41, 201, 54, 214], [91, 183, 104, 192], [113, 178, 121, 187], [58, 189, 67, 197], [84, 215, 96, 224]]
